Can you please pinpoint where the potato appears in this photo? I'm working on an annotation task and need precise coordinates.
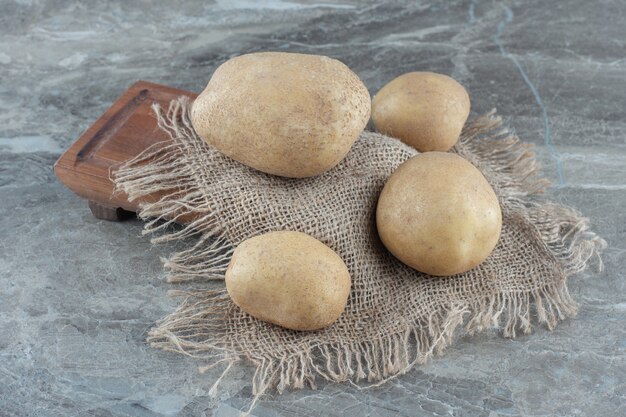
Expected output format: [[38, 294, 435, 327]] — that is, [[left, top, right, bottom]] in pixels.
[[225, 231, 351, 331], [371, 72, 470, 152], [191, 52, 371, 178], [376, 152, 501, 276]]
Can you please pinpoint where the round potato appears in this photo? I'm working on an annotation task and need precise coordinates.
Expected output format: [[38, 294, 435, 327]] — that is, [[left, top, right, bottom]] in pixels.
[[225, 231, 351, 331], [371, 72, 470, 152], [191, 52, 371, 178], [376, 152, 501, 276]]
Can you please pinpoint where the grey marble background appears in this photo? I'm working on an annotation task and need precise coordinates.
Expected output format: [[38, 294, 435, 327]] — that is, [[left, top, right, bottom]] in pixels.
[[1, 0, 624, 416]]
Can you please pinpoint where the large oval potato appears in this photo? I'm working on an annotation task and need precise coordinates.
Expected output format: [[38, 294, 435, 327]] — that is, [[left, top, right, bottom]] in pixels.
[[191, 52, 371, 178], [225, 231, 351, 331], [376, 152, 501, 276], [372, 72, 470, 152]]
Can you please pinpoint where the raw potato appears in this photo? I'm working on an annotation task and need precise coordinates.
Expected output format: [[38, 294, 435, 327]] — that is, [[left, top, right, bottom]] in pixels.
[[376, 152, 502, 276], [371, 72, 470, 152], [191, 52, 371, 178], [225, 231, 351, 331]]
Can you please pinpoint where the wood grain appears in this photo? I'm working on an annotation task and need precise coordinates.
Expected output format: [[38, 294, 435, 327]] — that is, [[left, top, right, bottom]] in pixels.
[[54, 81, 198, 219]]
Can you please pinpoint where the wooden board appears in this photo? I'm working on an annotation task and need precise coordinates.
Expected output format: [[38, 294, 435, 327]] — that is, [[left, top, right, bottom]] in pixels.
[[54, 81, 197, 220]]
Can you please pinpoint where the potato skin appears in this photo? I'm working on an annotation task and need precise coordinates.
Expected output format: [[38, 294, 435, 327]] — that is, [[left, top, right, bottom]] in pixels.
[[376, 152, 501, 276], [191, 52, 371, 178], [372, 72, 470, 152], [225, 231, 351, 331]]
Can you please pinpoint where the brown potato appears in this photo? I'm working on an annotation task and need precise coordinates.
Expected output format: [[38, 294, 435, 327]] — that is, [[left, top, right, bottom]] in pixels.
[[376, 152, 501, 276], [191, 52, 371, 178], [225, 231, 351, 331], [371, 72, 470, 152]]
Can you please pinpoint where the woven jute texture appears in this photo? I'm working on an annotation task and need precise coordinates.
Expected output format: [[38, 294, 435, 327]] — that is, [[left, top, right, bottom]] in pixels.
[[114, 97, 604, 406]]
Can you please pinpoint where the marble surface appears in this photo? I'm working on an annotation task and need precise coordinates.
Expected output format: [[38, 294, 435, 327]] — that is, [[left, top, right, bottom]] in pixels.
[[1, 0, 625, 416]]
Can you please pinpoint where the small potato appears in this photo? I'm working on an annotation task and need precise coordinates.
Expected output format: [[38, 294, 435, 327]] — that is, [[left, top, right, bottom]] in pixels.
[[225, 231, 351, 331], [376, 152, 501, 276], [191, 52, 371, 178], [372, 72, 470, 152]]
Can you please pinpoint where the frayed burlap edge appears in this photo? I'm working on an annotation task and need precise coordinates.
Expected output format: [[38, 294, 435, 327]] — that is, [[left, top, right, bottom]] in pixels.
[[113, 97, 605, 411]]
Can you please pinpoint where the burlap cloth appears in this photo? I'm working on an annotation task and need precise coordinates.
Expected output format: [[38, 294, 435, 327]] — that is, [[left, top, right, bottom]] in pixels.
[[114, 97, 604, 405]]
